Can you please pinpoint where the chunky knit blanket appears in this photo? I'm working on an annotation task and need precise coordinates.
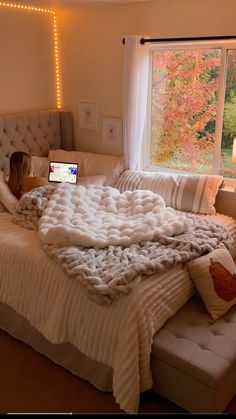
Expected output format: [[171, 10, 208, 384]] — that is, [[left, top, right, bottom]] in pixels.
[[12, 184, 56, 230], [39, 183, 189, 247], [13, 183, 232, 305]]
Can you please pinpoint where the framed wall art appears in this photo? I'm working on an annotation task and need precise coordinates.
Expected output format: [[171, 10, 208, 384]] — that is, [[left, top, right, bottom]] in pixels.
[[102, 116, 122, 148], [79, 101, 97, 130]]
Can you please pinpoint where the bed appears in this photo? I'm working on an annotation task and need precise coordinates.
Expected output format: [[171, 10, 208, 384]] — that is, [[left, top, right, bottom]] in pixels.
[[0, 109, 236, 414]]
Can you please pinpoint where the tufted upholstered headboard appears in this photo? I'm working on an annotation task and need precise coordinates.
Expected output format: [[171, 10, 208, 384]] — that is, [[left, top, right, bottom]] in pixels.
[[0, 109, 74, 175]]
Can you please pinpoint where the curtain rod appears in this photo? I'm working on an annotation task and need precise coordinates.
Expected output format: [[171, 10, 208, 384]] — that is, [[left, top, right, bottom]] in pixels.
[[122, 35, 236, 45]]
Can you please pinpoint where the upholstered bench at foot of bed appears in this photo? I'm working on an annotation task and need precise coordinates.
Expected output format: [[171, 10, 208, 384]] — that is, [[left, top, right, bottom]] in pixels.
[[151, 295, 236, 413]]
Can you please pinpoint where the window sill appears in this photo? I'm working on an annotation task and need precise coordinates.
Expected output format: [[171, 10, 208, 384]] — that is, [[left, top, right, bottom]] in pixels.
[[220, 185, 236, 193], [222, 178, 236, 189]]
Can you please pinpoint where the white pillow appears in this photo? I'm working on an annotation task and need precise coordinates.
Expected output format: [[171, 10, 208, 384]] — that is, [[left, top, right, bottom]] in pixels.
[[78, 175, 106, 186], [32, 156, 49, 177], [48, 149, 124, 187], [0, 171, 18, 214]]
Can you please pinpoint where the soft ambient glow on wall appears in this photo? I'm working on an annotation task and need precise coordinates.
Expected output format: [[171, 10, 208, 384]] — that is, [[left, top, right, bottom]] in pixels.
[[0, 1, 61, 109]]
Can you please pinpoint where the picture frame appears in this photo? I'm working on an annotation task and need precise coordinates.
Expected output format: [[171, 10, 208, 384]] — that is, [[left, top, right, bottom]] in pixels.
[[79, 101, 97, 130], [102, 116, 122, 148]]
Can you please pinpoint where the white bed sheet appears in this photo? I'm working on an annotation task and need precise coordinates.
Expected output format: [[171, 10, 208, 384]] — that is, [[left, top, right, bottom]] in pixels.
[[0, 212, 235, 413]]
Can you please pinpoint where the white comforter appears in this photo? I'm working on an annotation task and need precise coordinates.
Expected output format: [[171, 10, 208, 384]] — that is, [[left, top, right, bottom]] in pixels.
[[39, 184, 188, 248], [0, 212, 236, 413]]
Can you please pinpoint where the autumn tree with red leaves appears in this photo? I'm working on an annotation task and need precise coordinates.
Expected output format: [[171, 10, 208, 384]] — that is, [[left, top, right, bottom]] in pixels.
[[150, 49, 220, 173]]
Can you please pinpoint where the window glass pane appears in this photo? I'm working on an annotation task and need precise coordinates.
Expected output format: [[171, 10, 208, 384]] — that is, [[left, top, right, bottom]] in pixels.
[[220, 49, 236, 179], [150, 49, 221, 173]]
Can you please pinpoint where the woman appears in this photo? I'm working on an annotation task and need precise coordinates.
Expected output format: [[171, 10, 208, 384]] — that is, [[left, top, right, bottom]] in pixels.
[[8, 151, 48, 198]]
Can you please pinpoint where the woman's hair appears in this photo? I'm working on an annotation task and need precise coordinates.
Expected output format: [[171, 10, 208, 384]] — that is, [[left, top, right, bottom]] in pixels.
[[8, 151, 32, 199]]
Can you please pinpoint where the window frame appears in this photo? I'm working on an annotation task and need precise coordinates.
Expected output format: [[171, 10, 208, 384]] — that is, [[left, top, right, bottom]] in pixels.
[[141, 39, 236, 181]]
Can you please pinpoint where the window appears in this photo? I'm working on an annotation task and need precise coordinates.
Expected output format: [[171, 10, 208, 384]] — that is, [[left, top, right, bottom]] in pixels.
[[142, 40, 236, 180]]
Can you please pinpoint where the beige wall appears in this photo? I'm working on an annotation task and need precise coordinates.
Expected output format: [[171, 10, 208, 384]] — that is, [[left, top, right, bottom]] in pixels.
[[57, 0, 236, 154], [0, 7, 56, 114]]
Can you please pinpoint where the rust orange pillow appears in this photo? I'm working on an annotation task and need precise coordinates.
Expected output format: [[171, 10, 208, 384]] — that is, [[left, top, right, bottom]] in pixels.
[[187, 245, 236, 320]]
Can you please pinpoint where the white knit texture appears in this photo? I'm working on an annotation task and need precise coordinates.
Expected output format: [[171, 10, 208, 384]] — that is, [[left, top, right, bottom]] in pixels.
[[39, 183, 188, 248]]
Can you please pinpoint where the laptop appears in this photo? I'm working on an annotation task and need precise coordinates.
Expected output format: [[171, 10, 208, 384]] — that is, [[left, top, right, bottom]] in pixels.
[[48, 161, 79, 184]]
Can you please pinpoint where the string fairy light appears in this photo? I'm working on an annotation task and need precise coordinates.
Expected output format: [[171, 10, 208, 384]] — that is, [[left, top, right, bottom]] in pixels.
[[0, 1, 61, 109]]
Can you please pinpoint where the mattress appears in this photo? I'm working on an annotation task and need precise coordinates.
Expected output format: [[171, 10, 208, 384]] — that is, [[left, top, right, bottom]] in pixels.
[[0, 211, 235, 413]]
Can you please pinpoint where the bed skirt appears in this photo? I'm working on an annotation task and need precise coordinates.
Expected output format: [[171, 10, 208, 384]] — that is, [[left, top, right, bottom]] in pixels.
[[0, 301, 113, 392]]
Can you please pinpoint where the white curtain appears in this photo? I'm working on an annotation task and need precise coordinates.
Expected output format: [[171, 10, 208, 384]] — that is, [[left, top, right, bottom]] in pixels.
[[123, 35, 150, 170]]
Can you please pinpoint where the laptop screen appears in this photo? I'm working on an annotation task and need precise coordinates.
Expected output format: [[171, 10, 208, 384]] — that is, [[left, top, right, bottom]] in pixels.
[[48, 161, 79, 184]]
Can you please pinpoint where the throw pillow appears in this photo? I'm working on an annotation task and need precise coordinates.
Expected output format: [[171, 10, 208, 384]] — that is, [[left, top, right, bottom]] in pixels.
[[0, 171, 18, 214], [48, 149, 124, 186], [187, 245, 236, 320], [115, 170, 223, 215]]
